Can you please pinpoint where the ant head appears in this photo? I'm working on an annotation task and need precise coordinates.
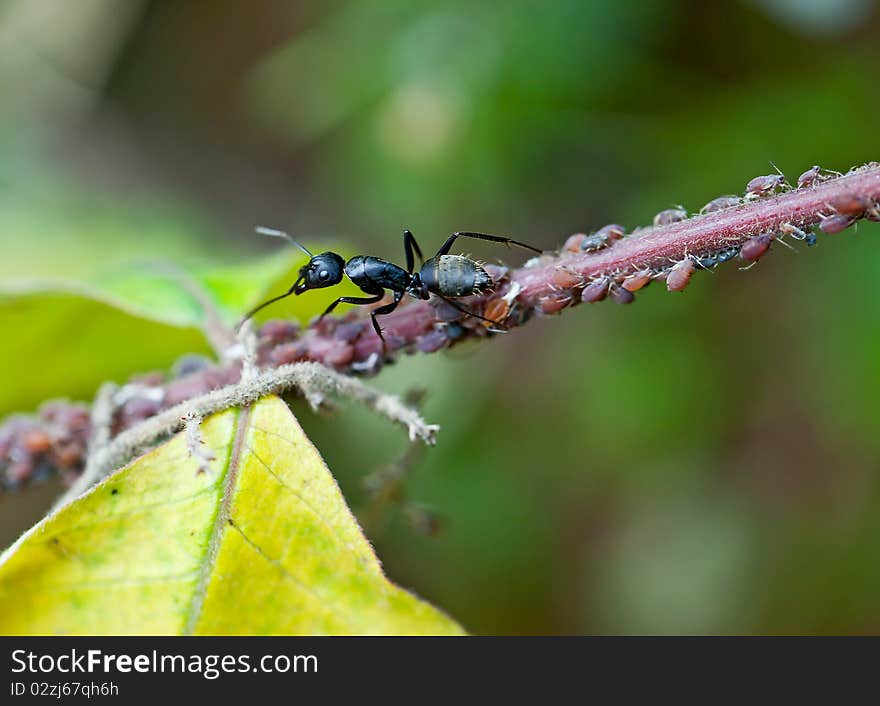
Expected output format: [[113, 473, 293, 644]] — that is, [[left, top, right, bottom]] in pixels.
[[236, 229, 347, 331], [294, 252, 345, 293], [253, 228, 345, 293]]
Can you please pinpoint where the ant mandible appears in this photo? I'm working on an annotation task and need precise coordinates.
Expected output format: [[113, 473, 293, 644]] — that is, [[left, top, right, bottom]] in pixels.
[[237, 228, 543, 343]]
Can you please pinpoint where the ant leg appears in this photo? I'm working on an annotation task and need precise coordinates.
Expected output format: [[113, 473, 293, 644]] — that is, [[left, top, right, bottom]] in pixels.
[[369, 290, 404, 344], [403, 230, 424, 273], [436, 231, 543, 257], [435, 294, 504, 328], [319, 293, 384, 321]]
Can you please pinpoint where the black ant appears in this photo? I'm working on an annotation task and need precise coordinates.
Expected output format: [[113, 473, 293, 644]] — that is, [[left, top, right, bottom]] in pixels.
[[237, 228, 542, 343]]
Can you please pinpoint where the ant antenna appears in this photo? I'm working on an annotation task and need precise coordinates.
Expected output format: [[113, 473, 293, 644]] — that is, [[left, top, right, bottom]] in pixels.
[[235, 227, 314, 332], [255, 226, 313, 257], [235, 286, 298, 333]]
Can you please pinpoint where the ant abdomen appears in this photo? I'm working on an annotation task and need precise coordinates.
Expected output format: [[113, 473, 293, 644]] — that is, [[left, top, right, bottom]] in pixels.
[[420, 255, 493, 298]]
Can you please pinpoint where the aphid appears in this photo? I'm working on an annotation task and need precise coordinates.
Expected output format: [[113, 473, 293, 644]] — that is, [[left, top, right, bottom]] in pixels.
[[746, 173, 785, 198], [31, 460, 54, 482], [417, 330, 448, 353], [739, 232, 774, 262], [432, 298, 465, 322], [819, 214, 855, 234], [119, 396, 161, 429], [256, 319, 301, 344], [610, 286, 635, 304], [653, 208, 688, 226], [481, 297, 511, 328], [238, 227, 542, 344], [322, 343, 355, 368], [700, 195, 741, 214], [666, 258, 695, 292], [829, 194, 869, 217], [22, 429, 51, 455], [622, 269, 652, 292], [696, 253, 717, 268], [779, 222, 818, 247], [443, 322, 467, 341], [564, 233, 587, 252], [597, 223, 626, 240], [779, 222, 807, 240], [581, 279, 609, 303], [7, 461, 32, 485], [579, 234, 610, 253], [579, 224, 626, 253], [55, 444, 81, 469], [866, 202, 880, 222], [716, 247, 739, 263], [538, 294, 570, 315], [269, 342, 309, 366], [333, 321, 365, 343], [551, 267, 583, 289], [172, 353, 215, 378], [797, 164, 841, 188], [797, 165, 821, 189]]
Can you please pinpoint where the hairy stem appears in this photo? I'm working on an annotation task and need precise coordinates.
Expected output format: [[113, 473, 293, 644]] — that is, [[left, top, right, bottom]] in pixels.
[[50, 362, 439, 509]]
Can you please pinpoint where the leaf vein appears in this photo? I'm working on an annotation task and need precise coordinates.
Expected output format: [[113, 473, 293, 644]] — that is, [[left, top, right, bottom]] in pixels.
[[229, 522, 359, 632], [181, 407, 244, 634], [244, 442, 373, 570]]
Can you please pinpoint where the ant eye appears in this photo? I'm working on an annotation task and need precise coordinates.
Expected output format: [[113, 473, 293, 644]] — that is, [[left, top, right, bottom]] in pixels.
[[319, 270, 330, 281]]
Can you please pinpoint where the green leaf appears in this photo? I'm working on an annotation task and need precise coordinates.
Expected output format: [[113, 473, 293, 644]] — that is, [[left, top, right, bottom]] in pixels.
[[0, 258, 289, 414], [39, 255, 298, 329], [0, 396, 464, 635], [0, 249, 365, 414], [0, 284, 208, 414]]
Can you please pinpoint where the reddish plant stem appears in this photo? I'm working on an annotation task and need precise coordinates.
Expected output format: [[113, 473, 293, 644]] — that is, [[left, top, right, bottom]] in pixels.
[[265, 161, 880, 373], [2, 162, 879, 491], [516, 165, 880, 294]]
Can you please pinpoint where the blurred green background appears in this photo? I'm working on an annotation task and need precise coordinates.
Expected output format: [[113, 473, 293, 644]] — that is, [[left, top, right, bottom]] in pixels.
[[2, 0, 880, 634]]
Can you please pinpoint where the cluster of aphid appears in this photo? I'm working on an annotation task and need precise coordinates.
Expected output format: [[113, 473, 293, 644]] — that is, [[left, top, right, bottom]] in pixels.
[[0, 401, 90, 489], [0, 355, 241, 490], [541, 164, 880, 308]]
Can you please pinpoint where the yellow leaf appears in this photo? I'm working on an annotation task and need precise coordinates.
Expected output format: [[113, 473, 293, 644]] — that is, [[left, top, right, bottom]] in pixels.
[[0, 396, 464, 635]]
